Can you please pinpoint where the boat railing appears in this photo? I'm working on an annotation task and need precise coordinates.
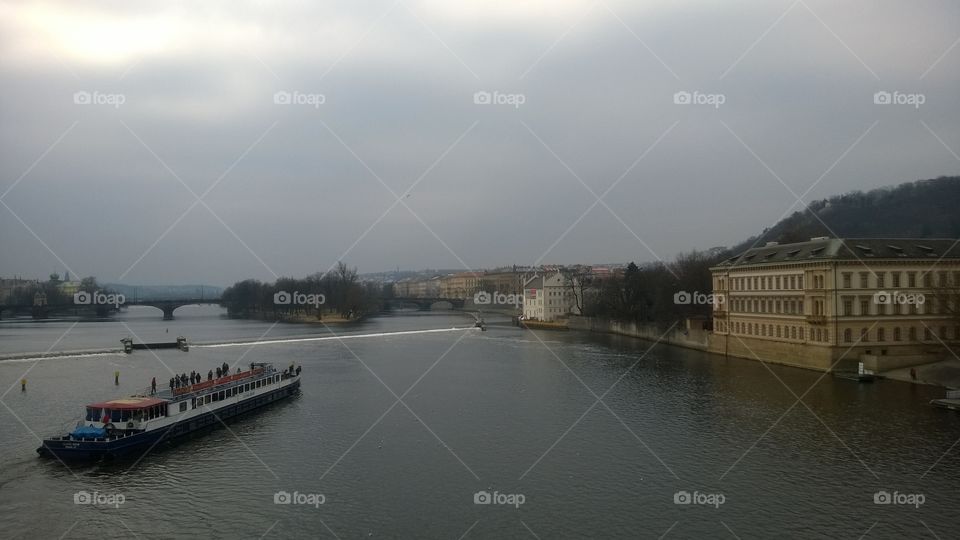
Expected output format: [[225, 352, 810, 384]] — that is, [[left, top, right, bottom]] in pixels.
[[171, 368, 268, 397]]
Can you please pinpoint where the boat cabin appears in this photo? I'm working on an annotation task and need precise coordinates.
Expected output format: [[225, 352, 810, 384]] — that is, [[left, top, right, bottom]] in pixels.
[[85, 397, 169, 426]]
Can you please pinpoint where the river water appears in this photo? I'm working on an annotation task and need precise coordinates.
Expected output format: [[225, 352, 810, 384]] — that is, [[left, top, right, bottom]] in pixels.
[[1, 307, 958, 539]]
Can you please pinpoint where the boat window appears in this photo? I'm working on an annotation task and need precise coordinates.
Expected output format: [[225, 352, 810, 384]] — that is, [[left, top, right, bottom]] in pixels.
[[205, 394, 211, 404], [111, 410, 121, 422], [219, 391, 225, 400], [179, 402, 187, 412], [212, 392, 219, 402], [86, 407, 97, 421], [245, 383, 251, 392]]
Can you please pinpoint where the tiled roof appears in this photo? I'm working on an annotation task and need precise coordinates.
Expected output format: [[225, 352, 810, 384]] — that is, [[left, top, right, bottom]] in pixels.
[[714, 238, 960, 268]]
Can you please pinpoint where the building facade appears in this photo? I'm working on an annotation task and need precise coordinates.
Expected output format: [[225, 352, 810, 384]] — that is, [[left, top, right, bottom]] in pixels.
[[710, 238, 960, 371], [522, 272, 580, 322]]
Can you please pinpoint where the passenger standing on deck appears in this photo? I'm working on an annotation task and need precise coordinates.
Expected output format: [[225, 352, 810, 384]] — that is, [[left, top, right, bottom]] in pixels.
[[151, 377, 156, 395], [216, 367, 222, 378], [208, 369, 213, 381]]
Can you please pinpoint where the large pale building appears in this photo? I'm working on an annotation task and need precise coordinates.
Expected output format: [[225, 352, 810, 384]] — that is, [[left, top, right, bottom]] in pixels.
[[440, 272, 481, 299], [710, 237, 960, 372], [523, 272, 580, 322]]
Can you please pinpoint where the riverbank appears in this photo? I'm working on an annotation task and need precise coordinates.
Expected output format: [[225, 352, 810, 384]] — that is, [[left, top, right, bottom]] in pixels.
[[567, 315, 960, 391]]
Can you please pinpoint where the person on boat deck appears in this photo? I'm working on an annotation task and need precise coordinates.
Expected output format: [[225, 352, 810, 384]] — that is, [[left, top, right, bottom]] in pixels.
[[221, 362, 229, 376], [208, 369, 213, 381], [169, 377, 175, 391], [236, 367, 241, 374], [216, 367, 222, 378], [151, 377, 156, 395], [296, 366, 301, 376]]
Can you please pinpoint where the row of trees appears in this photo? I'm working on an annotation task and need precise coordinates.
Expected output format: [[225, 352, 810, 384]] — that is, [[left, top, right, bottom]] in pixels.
[[220, 262, 383, 321], [576, 250, 725, 328]]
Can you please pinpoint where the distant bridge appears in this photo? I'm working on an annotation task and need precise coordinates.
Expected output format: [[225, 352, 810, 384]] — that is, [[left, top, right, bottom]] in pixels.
[[123, 299, 222, 320], [388, 297, 465, 310], [0, 299, 222, 320]]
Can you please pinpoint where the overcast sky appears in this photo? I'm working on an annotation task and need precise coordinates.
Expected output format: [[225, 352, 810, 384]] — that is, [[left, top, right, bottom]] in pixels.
[[1, 0, 959, 286]]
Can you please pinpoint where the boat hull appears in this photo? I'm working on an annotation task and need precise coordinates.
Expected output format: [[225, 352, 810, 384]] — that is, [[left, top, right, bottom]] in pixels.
[[38, 378, 300, 461]]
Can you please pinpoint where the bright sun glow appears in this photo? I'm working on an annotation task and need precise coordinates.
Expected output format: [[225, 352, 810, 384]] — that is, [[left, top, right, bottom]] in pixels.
[[17, 4, 177, 65]]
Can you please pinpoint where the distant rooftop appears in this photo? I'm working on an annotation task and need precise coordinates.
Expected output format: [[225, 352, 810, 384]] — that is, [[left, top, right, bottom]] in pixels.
[[714, 237, 960, 268]]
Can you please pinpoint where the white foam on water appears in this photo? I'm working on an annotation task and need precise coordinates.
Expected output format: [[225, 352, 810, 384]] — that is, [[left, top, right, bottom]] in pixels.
[[0, 352, 125, 364], [196, 326, 479, 348]]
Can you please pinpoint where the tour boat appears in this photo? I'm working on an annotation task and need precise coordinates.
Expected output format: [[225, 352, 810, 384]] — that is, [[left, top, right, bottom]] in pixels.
[[37, 362, 301, 461]]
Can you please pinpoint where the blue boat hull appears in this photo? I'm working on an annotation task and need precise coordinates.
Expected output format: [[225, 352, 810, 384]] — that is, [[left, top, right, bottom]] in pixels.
[[38, 379, 300, 461]]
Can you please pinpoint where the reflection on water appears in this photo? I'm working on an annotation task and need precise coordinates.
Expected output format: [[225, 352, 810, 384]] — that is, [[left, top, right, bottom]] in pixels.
[[0, 310, 958, 539]]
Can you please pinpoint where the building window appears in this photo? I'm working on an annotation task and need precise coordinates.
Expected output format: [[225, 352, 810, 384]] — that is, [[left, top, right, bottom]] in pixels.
[[892, 272, 901, 288], [843, 299, 853, 316], [924, 327, 932, 341], [908, 272, 916, 288], [823, 330, 828, 342], [842, 273, 852, 288], [940, 327, 947, 340], [894, 327, 901, 341], [844, 329, 852, 342], [909, 327, 917, 341], [877, 328, 885, 342], [861, 328, 869, 342], [876, 273, 885, 288], [860, 299, 870, 316], [860, 272, 870, 288]]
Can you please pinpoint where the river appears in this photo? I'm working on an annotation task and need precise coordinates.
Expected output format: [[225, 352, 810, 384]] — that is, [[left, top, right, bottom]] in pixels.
[[0, 307, 958, 539]]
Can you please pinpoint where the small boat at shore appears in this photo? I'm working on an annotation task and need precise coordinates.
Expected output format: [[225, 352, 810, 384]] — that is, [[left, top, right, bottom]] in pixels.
[[37, 362, 301, 461]]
